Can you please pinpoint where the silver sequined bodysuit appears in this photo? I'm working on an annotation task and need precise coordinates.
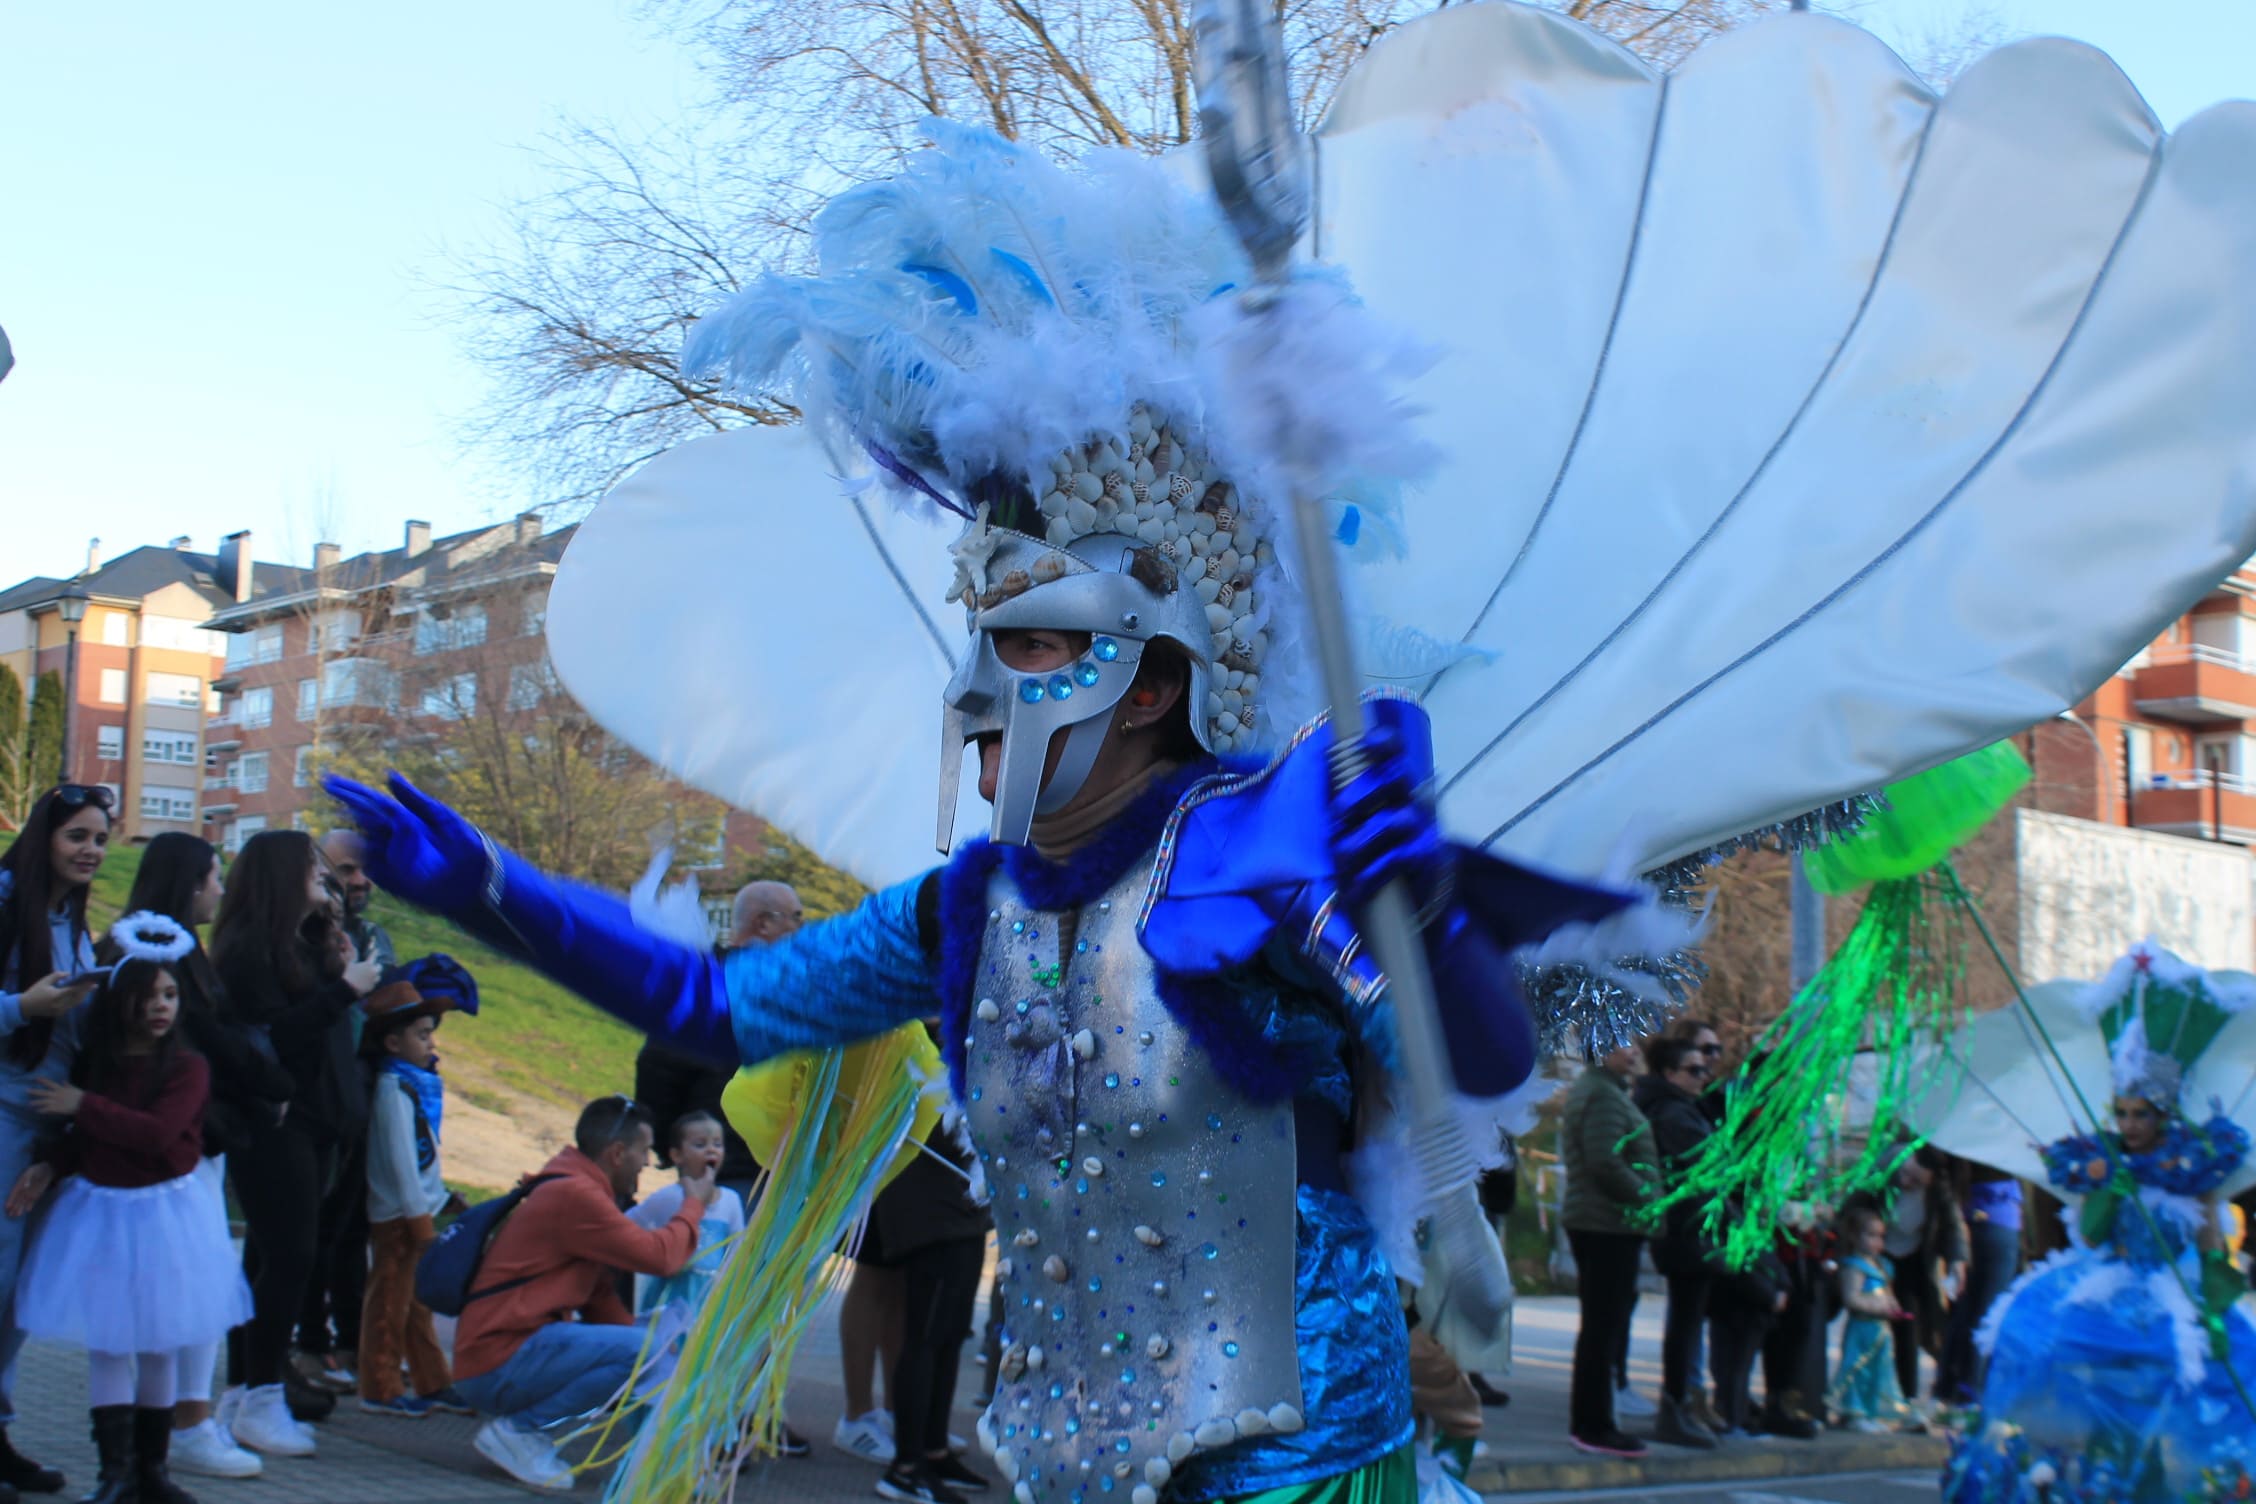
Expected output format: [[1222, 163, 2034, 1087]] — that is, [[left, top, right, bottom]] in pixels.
[[968, 862, 1308, 1504]]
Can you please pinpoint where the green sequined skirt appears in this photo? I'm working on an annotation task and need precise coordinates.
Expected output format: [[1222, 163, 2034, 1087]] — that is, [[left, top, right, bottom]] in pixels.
[[1224, 1445, 1416, 1504]]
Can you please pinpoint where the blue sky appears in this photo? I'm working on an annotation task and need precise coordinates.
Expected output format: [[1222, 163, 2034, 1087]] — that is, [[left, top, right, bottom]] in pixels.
[[4, 1, 2251, 583]]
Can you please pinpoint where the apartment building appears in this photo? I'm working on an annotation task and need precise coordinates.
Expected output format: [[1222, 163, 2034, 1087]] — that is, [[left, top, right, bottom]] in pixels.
[[201, 516, 572, 851], [2029, 563, 2256, 846], [0, 538, 295, 841]]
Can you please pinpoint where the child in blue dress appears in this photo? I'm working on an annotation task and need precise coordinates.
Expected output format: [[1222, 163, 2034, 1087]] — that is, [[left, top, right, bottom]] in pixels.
[[1828, 1206, 1908, 1432]]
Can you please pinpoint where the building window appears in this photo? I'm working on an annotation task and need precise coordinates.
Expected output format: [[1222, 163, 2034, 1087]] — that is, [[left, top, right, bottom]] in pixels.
[[307, 610, 358, 656], [507, 661, 553, 712], [236, 752, 270, 794], [100, 612, 129, 647], [143, 731, 197, 765], [296, 679, 319, 721], [239, 686, 273, 729], [294, 747, 314, 788], [225, 814, 267, 852], [227, 624, 284, 666], [420, 673, 477, 721], [522, 597, 546, 637], [97, 668, 126, 704], [323, 658, 396, 709], [96, 725, 124, 760], [139, 786, 197, 823], [415, 603, 487, 655], [145, 671, 202, 707]]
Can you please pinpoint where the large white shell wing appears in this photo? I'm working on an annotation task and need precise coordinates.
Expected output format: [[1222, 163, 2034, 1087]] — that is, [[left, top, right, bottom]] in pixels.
[[545, 426, 980, 890], [1317, 5, 2256, 874]]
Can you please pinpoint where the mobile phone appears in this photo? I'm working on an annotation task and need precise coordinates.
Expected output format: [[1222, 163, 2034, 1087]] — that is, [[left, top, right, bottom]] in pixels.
[[58, 970, 106, 988]]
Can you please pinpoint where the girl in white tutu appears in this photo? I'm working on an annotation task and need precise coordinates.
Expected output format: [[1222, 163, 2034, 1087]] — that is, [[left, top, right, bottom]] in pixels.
[[8, 916, 254, 1504]]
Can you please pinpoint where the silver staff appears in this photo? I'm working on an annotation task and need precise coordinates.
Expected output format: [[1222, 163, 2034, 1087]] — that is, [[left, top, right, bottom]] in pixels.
[[1191, 0, 1510, 1334]]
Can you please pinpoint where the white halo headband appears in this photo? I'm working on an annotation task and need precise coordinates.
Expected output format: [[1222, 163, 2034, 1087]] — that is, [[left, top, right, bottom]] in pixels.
[[107, 911, 196, 967]]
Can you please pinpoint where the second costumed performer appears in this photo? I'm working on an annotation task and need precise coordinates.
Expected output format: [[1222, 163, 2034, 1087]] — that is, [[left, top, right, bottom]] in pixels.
[[327, 7, 2256, 1500]]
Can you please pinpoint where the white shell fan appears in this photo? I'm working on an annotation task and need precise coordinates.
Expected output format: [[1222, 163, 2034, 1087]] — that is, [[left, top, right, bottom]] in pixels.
[[545, 5, 2256, 891]]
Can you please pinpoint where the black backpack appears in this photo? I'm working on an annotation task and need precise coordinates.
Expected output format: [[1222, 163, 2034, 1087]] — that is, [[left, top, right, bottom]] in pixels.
[[415, 1174, 564, 1317]]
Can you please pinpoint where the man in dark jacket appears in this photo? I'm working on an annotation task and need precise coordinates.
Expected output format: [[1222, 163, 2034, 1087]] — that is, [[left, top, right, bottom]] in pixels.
[[1561, 1039, 1660, 1459]]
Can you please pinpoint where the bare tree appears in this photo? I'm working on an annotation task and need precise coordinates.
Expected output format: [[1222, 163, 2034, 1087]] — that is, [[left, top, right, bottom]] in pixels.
[[313, 573, 728, 891], [453, 0, 1786, 508]]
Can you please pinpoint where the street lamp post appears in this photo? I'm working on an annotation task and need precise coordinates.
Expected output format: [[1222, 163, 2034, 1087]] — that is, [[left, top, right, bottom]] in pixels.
[[55, 584, 89, 784]]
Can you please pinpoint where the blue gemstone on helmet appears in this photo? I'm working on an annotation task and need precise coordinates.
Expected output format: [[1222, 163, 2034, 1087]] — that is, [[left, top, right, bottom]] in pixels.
[[1075, 661, 1101, 686], [1048, 674, 1074, 699], [1020, 678, 1047, 703], [1092, 636, 1119, 661]]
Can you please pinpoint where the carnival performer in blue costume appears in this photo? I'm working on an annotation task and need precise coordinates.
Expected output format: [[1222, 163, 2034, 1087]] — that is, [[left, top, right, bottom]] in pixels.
[[325, 4, 2256, 1495], [1946, 944, 2256, 1503]]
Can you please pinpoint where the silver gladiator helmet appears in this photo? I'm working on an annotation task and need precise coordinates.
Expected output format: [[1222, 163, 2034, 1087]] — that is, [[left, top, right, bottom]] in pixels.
[[937, 406, 1276, 849]]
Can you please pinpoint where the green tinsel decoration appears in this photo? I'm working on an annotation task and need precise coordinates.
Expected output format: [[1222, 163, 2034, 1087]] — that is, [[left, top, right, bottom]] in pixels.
[[1654, 874, 1970, 1268], [1647, 743, 2027, 1270]]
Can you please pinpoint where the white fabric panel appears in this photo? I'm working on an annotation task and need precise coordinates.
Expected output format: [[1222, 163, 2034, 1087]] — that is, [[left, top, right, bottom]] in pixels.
[[1403, 15, 1938, 812], [1483, 76, 2256, 872], [1316, 3, 1661, 648], [546, 426, 979, 889]]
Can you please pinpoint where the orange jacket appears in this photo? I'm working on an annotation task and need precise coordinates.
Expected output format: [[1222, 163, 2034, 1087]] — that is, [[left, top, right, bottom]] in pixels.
[[452, 1146, 700, 1382]]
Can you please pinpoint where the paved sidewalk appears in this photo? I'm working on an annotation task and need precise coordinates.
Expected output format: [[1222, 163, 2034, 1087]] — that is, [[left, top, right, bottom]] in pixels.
[[10, 1292, 1944, 1500]]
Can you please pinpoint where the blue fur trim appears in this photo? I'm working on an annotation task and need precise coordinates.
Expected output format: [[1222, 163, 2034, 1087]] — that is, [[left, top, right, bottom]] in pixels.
[[995, 763, 1219, 910], [936, 843, 1005, 1103]]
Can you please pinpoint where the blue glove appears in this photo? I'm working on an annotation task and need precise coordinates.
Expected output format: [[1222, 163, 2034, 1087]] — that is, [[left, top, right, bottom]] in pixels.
[[325, 773, 491, 916], [1327, 717, 1449, 911]]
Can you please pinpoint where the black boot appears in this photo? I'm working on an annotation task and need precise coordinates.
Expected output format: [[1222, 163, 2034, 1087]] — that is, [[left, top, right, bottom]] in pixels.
[[281, 1372, 334, 1423], [0, 1428, 61, 1495], [131, 1412, 193, 1504], [78, 1407, 135, 1504]]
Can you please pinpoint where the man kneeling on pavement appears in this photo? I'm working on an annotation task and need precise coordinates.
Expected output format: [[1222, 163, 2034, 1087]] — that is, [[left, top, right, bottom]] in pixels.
[[454, 1095, 717, 1491]]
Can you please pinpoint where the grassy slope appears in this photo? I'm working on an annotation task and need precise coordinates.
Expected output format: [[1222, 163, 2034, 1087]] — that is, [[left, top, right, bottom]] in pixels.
[[90, 845, 639, 1112]]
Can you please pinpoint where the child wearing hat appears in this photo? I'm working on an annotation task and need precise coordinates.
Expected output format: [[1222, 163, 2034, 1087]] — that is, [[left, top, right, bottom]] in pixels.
[[357, 956, 477, 1417]]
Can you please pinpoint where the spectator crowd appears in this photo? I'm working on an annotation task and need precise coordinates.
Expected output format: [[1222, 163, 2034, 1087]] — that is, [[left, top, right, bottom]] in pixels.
[[0, 783, 997, 1502], [3, 777, 2244, 1501]]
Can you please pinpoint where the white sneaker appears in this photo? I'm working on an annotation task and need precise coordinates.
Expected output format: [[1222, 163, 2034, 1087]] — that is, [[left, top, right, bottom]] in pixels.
[[475, 1418, 576, 1491], [171, 1418, 264, 1478], [233, 1384, 316, 1457], [1615, 1385, 1658, 1418], [215, 1385, 244, 1437], [833, 1412, 897, 1464]]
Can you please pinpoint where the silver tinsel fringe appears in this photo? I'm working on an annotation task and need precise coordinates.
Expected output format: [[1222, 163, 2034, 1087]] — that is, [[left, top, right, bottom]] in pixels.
[[1522, 793, 1887, 1060]]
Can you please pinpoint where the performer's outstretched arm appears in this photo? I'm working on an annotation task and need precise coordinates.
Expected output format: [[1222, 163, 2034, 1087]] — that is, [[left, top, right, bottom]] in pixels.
[[325, 774, 939, 1069]]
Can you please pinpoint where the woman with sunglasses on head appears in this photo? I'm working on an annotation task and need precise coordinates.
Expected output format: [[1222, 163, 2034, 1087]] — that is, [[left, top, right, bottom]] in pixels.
[[116, 834, 284, 1480], [207, 831, 378, 1462], [0, 782, 116, 1499]]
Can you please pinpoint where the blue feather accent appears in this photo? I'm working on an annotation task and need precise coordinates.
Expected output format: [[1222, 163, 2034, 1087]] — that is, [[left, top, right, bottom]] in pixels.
[[901, 262, 979, 315]]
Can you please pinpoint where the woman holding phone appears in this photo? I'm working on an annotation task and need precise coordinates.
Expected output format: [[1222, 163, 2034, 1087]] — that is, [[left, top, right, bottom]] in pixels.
[[0, 782, 117, 1498]]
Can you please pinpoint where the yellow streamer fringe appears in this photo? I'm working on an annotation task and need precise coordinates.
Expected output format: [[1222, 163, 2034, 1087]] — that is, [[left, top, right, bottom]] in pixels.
[[570, 1022, 942, 1501]]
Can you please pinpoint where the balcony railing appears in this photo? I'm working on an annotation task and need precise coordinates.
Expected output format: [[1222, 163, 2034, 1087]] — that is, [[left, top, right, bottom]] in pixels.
[[2143, 643, 2253, 672], [2145, 767, 2256, 795]]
